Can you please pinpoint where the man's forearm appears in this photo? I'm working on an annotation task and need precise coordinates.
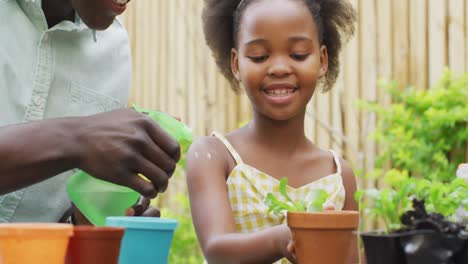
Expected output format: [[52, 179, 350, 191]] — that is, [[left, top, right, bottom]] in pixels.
[[0, 118, 80, 194]]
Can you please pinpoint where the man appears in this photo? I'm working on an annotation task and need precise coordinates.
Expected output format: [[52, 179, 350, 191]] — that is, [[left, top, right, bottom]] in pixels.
[[0, 0, 179, 223]]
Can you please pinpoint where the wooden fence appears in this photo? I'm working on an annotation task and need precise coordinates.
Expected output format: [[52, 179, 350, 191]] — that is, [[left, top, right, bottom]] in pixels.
[[121, 0, 468, 209]]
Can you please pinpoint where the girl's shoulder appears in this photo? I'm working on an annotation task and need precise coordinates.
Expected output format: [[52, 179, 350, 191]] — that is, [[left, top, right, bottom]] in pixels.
[[187, 135, 231, 163], [307, 146, 355, 182], [186, 136, 231, 183], [186, 132, 240, 175]]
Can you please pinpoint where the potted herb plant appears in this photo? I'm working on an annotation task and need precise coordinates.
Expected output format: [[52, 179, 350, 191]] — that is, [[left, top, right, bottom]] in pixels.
[[356, 170, 468, 264], [265, 178, 359, 264]]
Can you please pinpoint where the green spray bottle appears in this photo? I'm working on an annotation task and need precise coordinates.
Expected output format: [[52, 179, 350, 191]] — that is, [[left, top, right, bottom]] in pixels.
[[67, 108, 193, 226]]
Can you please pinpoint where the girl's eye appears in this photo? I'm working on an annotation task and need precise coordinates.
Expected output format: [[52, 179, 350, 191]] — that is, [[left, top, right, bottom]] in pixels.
[[291, 54, 310, 61], [247, 55, 268, 63]]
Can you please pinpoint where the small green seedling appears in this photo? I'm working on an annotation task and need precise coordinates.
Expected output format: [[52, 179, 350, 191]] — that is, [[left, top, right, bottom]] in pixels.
[[264, 177, 329, 215]]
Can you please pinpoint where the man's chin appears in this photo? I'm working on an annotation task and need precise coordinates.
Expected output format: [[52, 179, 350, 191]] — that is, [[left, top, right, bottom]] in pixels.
[[81, 16, 115, 31]]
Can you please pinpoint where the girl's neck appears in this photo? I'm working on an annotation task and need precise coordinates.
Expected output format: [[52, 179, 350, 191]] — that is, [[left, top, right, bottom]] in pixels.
[[246, 110, 311, 154]]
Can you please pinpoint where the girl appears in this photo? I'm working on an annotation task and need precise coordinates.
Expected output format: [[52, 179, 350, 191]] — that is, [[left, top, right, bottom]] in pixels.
[[187, 0, 358, 263]]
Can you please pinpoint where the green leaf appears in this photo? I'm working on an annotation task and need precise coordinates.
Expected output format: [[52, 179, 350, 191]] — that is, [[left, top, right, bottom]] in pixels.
[[264, 193, 296, 214], [264, 178, 329, 214], [279, 178, 293, 203], [305, 189, 329, 212]]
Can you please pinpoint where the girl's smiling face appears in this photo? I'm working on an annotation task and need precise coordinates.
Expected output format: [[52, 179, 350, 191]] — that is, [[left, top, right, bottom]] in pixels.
[[231, 0, 328, 121]]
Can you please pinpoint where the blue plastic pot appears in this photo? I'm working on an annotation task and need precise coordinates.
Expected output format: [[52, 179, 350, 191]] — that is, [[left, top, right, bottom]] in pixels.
[[106, 217, 178, 264]]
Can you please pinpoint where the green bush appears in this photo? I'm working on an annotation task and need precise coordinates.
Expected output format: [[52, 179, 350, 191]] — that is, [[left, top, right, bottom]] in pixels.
[[361, 69, 468, 182], [161, 194, 204, 264], [356, 70, 468, 231]]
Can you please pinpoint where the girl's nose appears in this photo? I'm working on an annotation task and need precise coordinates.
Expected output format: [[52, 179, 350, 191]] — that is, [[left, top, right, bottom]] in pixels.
[[267, 57, 292, 77]]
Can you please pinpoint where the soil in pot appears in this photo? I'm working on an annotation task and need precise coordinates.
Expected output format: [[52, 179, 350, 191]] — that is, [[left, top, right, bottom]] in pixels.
[[399, 199, 466, 264]]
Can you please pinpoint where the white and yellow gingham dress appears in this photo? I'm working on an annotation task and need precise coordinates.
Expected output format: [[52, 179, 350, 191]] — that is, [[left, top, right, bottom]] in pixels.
[[212, 132, 346, 264]]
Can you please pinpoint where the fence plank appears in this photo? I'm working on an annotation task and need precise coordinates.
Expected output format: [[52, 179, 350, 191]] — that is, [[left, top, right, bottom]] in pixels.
[[360, 0, 377, 188], [376, 0, 392, 101], [160, 0, 169, 111], [174, 0, 187, 119], [409, 0, 428, 90], [187, 3, 198, 133], [342, 0, 361, 170], [376, 0, 393, 192], [148, 1, 156, 110], [393, 0, 409, 89], [466, 0, 468, 162], [331, 62, 344, 156], [449, 0, 466, 74], [428, 0, 448, 86], [205, 42, 218, 133]]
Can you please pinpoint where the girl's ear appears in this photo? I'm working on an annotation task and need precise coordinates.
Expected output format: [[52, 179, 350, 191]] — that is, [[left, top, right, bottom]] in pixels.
[[319, 45, 329, 78], [231, 48, 241, 81]]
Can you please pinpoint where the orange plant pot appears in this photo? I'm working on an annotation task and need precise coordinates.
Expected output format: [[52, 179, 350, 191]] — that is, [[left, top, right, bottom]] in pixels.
[[287, 211, 359, 264], [66, 226, 125, 264], [0, 223, 73, 264]]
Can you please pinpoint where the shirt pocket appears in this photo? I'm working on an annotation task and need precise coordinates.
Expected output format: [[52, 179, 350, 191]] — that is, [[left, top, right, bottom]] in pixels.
[[66, 81, 124, 117]]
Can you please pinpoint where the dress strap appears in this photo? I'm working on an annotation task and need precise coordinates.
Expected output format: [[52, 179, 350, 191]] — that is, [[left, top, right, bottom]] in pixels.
[[329, 150, 342, 175], [211, 131, 244, 165]]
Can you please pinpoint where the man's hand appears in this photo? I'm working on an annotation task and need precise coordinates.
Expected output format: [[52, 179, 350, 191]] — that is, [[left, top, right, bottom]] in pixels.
[[71, 197, 160, 226], [125, 197, 160, 217], [0, 108, 180, 196], [74, 108, 181, 198]]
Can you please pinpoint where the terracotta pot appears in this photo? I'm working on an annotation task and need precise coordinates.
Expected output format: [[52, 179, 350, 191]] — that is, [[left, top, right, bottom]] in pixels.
[[287, 211, 359, 264], [0, 223, 73, 264], [66, 226, 125, 264]]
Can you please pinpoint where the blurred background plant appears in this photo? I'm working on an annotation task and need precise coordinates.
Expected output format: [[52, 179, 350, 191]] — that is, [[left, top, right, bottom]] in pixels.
[[357, 70, 468, 231], [160, 193, 204, 264], [360, 69, 467, 183]]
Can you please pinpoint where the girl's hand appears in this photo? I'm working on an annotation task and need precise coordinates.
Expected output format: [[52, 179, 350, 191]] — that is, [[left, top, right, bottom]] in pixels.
[[286, 240, 296, 263], [278, 225, 297, 264]]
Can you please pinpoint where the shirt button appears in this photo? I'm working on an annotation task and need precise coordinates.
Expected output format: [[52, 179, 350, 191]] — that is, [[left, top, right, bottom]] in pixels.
[[33, 96, 43, 106]]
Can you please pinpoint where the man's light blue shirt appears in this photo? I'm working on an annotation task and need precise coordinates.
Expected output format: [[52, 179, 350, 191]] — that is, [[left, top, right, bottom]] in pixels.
[[0, 0, 132, 222]]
